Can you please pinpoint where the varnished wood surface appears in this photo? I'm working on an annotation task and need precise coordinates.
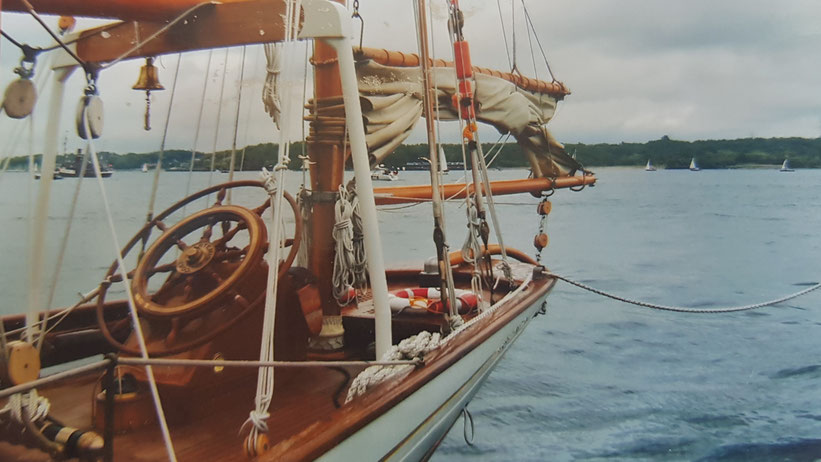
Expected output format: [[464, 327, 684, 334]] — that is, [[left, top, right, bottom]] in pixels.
[[0, 267, 553, 461]]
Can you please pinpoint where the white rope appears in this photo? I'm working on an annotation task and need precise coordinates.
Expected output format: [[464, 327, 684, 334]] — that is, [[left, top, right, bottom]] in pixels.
[[332, 186, 364, 303], [461, 205, 485, 304], [263, 42, 283, 129], [244, 0, 303, 445], [444, 272, 532, 343], [0, 389, 50, 423], [227, 46, 248, 187], [146, 54, 182, 220], [345, 331, 441, 403], [182, 49, 214, 211], [295, 185, 312, 268], [38, 150, 90, 351], [82, 103, 178, 462], [207, 49, 230, 187]]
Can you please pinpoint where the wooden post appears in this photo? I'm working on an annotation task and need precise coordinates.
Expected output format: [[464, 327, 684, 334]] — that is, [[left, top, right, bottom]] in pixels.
[[306, 0, 347, 351]]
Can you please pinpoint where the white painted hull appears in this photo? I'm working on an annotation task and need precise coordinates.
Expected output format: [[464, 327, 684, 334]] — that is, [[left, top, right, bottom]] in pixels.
[[320, 291, 548, 461]]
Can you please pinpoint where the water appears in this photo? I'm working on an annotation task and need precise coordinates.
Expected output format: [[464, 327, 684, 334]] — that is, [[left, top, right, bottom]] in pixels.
[[2, 167, 820, 461]]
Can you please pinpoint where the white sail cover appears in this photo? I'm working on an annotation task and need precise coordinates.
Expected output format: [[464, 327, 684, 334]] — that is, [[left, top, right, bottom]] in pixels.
[[355, 59, 583, 178]]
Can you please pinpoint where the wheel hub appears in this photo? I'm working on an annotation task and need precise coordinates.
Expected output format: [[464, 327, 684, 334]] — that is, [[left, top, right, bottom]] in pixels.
[[176, 242, 216, 274]]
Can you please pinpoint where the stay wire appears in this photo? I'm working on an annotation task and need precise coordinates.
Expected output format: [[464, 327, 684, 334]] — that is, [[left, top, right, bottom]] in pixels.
[[1, 30, 25, 50], [521, 0, 556, 81], [18, 0, 87, 72], [495, 0, 512, 71]]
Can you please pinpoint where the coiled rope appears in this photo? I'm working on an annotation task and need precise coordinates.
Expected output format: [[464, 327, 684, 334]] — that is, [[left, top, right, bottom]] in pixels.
[[546, 272, 821, 314]]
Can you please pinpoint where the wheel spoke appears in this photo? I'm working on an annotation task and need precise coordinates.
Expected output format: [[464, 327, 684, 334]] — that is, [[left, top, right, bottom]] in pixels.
[[213, 187, 228, 207], [207, 269, 225, 285], [214, 222, 247, 247], [200, 221, 215, 243], [154, 220, 188, 250], [147, 262, 177, 276], [252, 199, 271, 216], [214, 247, 247, 262]]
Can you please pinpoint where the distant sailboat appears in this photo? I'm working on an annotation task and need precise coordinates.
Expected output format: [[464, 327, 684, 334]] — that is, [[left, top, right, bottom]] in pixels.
[[689, 158, 700, 171], [645, 159, 656, 171], [141, 163, 149, 173], [438, 146, 449, 175], [779, 159, 794, 172]]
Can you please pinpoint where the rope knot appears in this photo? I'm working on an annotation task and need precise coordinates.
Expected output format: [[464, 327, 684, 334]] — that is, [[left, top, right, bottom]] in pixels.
[[260, 167, 277, 195]]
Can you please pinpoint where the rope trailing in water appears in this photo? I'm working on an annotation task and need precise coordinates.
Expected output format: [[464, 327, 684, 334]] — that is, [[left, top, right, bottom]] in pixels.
[[546, 272, 821, 314]]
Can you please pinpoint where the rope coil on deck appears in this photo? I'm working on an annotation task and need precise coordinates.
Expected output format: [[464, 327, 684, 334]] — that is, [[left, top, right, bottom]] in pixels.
[[545, 271, 821, 314]]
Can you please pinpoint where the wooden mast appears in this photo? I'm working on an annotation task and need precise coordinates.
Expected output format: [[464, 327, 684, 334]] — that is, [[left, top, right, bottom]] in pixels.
[[306, 0, 347, 350]]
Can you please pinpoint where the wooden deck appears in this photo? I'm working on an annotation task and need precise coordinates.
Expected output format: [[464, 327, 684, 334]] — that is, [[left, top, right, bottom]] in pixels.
[[0, 265, 551, 461]]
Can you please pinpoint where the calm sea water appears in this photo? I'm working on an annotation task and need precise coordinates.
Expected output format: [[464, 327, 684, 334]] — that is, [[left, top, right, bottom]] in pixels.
[[1, 167, 820, 461]]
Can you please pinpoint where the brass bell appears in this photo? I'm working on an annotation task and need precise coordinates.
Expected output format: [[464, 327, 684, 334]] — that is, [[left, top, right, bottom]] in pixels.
[[133, 57, 164, 92], [133, 57, 164, 130]]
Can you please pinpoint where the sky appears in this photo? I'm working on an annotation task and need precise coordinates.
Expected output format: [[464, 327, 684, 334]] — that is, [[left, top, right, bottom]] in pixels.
[[1, 0, 820, 158]]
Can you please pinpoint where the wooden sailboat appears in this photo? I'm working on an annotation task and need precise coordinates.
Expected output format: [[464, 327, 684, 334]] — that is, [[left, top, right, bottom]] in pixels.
[[0, 1, 595, 460]]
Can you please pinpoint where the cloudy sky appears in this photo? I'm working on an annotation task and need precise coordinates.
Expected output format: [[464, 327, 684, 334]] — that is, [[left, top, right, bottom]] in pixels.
[[1, 0, 820, 157]]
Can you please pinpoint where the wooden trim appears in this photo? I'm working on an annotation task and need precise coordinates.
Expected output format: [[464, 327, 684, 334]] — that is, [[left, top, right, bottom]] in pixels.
[[1, 0, 253, 21], [68, 1, 287, 64]]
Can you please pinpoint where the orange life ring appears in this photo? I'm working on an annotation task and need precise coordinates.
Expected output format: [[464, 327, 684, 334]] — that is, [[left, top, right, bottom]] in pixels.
[[388, 287, 478, 314]]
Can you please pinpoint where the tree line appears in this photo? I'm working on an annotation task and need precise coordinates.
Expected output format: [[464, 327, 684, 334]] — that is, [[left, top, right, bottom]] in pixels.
[[6, 136, 821, 171]]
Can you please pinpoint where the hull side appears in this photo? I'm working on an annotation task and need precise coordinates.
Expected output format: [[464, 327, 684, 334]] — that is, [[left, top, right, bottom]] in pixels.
[[319, 291, 548, 461]]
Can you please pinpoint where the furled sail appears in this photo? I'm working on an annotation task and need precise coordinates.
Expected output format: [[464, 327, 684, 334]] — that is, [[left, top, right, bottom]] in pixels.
[[354, 49, 584, 178]]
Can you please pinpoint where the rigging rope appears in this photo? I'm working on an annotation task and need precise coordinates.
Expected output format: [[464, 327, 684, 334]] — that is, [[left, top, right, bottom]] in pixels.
[[546, 272, 821, 314], [227, 46, 248, 188], [244, 1, 303, 452], [183, 49, 214, 208], [145, 54, 182, 222], [207, 50, 230, 188], [82, 95, 178, 462], [332, 186, 366, 304]]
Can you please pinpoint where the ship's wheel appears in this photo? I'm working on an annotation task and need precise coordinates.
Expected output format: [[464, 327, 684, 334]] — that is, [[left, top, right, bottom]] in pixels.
[[96, 180, 302, 357]]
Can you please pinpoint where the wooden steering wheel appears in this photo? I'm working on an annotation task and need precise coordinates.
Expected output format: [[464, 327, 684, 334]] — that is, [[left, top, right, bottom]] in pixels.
[[96, 180, 302, 357]]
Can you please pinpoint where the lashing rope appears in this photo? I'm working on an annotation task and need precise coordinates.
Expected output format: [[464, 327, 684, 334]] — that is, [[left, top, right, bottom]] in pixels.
[[546, 272, 821, 314]]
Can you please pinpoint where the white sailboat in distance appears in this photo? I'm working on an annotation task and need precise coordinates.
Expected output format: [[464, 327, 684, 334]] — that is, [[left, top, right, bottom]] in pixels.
[[689, 157, 700, 171], [645, 159, 657, 171]]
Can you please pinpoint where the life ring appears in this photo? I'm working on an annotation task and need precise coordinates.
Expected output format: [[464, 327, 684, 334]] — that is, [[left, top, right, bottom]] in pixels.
[[388, 287, 478, 314]]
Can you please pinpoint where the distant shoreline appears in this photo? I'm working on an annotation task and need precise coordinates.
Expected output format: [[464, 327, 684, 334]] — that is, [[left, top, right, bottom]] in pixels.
[[5, 136, 819, 171]]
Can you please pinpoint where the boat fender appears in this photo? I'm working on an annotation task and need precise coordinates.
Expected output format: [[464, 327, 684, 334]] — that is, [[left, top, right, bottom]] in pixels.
[[40, 420, 103, 459], [2, 79, 37, 119], [388, 288, 478, 314]]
